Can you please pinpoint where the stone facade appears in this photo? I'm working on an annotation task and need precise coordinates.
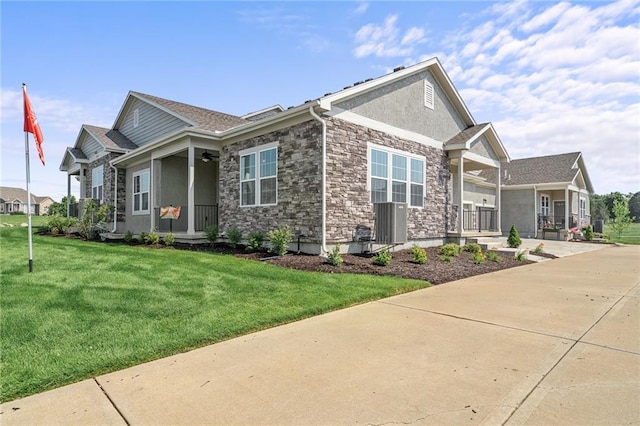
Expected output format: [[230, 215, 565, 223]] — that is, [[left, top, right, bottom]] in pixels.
[[219, 121, 324, 241], [85, 153, 126, 222], [324, 118, 453, 243]]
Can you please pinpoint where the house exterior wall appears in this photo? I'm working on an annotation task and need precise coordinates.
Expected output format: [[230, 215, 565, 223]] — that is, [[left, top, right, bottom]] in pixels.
[[219, 120, 323, 240], [501, 189, 536, 236], [80, 132, 103, 162], [119, 98, 189, 147], [335, 70, 466, 142], [124, 161, 152, 233], [324, 117, 452, 242], [470, 135, 498, 161], [462, 182, 496, 207]]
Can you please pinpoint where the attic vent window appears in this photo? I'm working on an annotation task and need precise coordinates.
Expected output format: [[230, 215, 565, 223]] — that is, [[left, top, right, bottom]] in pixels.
[[424, 80, 434, 110], [133, 108, 139, 128]]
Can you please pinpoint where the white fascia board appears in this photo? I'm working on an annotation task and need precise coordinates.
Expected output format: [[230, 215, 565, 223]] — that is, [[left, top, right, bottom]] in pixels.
[[502, 182, 571, 190], [83, 126, 107, 151], [112, 92, 198, 130], [220, 103, 316, 141], [328, 108, 443, 150], [484, 123, 511, 162], [242, 104, 284, 119], [464, 151, 500, 168]]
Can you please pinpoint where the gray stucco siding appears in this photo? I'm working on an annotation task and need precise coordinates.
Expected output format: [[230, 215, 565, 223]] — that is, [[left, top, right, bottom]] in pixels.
[[119, 99, 190, 147], [325, 118, 452, 242], [463, 182, 496, 207], [219, 120, 323, 241], [501, 189, 536, 236], [470, 135, 498, 161], [335, 69, 466, 142]]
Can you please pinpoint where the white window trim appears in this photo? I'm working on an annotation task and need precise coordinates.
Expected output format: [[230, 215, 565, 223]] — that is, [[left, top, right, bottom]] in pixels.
[[424, 80, 434, 110], [132, 169, 150, 215], [367, 143, 425, 208], [239, 142, 279, 207], [540, 194, 550, 215], [579, 197, 587, 219], [91, 165, 104, 202], [133, 108, 139, 128]]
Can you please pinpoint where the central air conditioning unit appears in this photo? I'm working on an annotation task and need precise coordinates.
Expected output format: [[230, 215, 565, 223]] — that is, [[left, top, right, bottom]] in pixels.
[[374, 202, 408, 244]]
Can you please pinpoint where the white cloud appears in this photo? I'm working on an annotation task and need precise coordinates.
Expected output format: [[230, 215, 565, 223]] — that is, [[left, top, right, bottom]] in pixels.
[[353, 2, 369, 15], [353, 15, 426, 58]]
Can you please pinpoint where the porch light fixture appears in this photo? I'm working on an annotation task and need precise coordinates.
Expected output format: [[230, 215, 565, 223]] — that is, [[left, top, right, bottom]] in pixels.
[[201, 151, 215, 163]]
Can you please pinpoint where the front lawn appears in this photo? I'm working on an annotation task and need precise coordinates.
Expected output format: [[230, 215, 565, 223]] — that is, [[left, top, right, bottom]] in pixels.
[[0, 227, 429, 402], [604, 222, 640, 244]]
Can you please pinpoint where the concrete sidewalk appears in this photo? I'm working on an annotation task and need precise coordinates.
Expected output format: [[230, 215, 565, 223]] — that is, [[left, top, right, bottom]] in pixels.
[[2, 244, 639, 425]]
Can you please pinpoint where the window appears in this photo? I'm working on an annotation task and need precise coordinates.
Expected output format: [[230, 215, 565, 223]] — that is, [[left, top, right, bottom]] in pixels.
[[540, 195, 550, 216], [424, 80, 434, 109], [91, 166, 103, 201], [133, 169, 149, 214], [133, 108, 139, 128], [370, 146, 424, 207], [580, 197, 586, 219], [240, 144, 278, 206]]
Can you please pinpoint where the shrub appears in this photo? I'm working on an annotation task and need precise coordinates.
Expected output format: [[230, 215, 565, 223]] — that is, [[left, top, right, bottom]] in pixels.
[[47, 215, 76, 235], [145, 231, 160, 245], [463, 243, 482, 254], [507, 225, 522, 248], [514, 250, 527, 261], [373, 248, 392, 266], [411, 245, 427, 264], [472, 251, 486, 264], [123, 230, 134, 244], [327, 245, 343, 267], [440, 255, 452, 262], [246, 231, 265, 252], [486, 251, 501, 262], [138, 232, 148, 244], [439, 243, 461, 257], [531, 243, 545, 254], [583, 225, 594, 241], [10, 211, 25, 216], [164, 232, 175, 246], [225, 227, 242, 248], [205, 225, 219, 247], [268, 226, 293, 256]]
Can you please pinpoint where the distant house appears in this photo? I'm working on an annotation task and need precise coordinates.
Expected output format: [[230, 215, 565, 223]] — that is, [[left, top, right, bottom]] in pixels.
[[60, 57, 513, 253], [480, 152, 594, 238], [0, 187, 54, 215]]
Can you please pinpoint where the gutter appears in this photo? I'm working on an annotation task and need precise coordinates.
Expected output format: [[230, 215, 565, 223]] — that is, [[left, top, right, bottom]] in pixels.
[[308, 106, 328, 256], [110, 163, 118, 233]]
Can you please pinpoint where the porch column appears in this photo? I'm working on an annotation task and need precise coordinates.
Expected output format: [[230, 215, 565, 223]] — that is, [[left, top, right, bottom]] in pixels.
[[495, 167, 501, 232], [150, 158, 160, 232], [66, 174, 71, 218], [187, 145, 195, 234], [565, 187, 570, 230], [457, 152, 465, 233]]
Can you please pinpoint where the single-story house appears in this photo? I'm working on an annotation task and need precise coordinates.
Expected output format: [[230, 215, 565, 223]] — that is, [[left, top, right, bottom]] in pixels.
[[480, 152, 594, 238], [0, 187, 54, 215], [60, 57, 512, 254]]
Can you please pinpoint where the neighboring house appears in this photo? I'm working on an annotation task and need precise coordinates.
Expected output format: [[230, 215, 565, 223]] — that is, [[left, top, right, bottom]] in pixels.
[[0, 187, 53, 215], [59, 57, 511, 254], [480, 152, 594, 238]]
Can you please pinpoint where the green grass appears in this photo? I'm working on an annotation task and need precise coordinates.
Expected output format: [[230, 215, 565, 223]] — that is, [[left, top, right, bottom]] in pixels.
[[0, 226, 430, 402], [604, 222, 640, 244], [0, 213, 48, 227]]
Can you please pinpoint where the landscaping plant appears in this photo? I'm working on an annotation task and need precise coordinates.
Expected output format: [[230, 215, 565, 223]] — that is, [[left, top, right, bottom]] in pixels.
[[514, 250, 527, 261], [246, 231, 265, 252], [373, 248, 392, 266], [507, 225, 522, 248], [164, 232, 175, 246], [472, 251, 486, 264], [123, 230, 134, 244], [486, 251, 501, 262], [327, 245, 344, 267], [411, 245, 427, 264], [268, 226, 293, 256], [204, 225, 219, 247], [583, 225, 594, 241], [439, 243, 461, 257], [225, 227, 242, 248], [531, 243, 544, 254], [609, 199, 633, 238], [138, 231, 148, 244], [145, 231, 160, 245], [463, 243, 482, 254]]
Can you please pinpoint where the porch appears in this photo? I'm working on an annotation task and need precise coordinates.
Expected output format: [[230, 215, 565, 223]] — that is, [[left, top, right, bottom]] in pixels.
[[154, 204, 218, 232]]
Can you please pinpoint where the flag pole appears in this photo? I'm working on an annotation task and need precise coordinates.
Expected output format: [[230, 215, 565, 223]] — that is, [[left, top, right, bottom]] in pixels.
[[23, 83, 34, 273]]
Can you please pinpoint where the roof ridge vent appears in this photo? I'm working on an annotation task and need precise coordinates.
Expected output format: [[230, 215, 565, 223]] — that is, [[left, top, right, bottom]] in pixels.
[[393, 66, 405, 72]]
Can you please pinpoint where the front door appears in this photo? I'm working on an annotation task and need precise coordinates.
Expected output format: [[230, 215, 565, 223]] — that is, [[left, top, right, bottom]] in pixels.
[[554, 201, 565, 228]]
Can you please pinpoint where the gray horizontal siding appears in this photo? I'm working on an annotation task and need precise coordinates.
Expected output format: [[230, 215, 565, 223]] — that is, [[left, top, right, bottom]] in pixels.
[[119, 98, 191, 147]]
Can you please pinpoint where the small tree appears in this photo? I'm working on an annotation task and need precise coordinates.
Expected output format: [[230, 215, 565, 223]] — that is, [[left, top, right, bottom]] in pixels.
[[507, 225, 522, 248], [267, 226, 293, 256], [609, 199, 633, 238], [225, 227, 242, 248]]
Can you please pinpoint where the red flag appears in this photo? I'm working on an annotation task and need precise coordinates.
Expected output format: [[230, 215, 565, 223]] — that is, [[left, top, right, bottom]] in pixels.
[[23, 84, 45, 166]]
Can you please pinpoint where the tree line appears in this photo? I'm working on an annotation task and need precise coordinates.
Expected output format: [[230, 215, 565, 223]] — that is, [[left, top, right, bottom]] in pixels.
[[590, 192, 639, 223]]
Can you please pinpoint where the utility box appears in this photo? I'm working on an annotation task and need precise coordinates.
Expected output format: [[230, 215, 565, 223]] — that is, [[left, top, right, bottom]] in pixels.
[[374, 202, 407, 244], [594, 220, 604, 233]]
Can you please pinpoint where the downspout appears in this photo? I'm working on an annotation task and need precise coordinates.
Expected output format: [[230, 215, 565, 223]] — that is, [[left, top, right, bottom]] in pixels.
[[533, 185, 537, 238], [110, 163, 118, 233], [308, 106, 328, 255]]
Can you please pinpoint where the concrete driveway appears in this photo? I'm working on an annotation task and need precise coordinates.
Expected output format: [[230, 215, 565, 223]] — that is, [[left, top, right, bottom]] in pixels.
[[2, 243, 639, 425]]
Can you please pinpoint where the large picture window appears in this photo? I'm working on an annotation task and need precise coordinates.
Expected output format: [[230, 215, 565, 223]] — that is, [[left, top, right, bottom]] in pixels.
[[133, 169, 150, 214], [370, 146, 424, 207], [92, 166, 103, 201], [240, 143, 278, 206]]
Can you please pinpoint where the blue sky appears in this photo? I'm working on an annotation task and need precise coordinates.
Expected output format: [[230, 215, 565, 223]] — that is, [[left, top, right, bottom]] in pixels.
[[1, 0, 639, 201]]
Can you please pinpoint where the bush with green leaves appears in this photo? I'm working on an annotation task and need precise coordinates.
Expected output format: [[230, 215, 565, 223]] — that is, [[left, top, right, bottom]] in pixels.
[[246, 231, 265, 253], [164, 232, 176, 246], [225, 227, 242, 248], [472, 251, 486, 264], [267, 226, 293, 256], [531, 243, 545, 254], [205, 225, 219, 247], [145, 231, 160, 245], [514, 250, 527, 261], [138, 232, 148, 244], [373, 248, 392, 266], [463, 243, 482, 254], [507, 225, 522, 248], [440, 255, 452, 262], [47, 215, 76, 235], [610, 199, 633, 238], [486, 251, 501, 262], [327, 245, 343, 267], [123, 230, 134, 243], [583, 225, 594, 241], [439, 243, 461, 257], [411, 245, 427, 264]]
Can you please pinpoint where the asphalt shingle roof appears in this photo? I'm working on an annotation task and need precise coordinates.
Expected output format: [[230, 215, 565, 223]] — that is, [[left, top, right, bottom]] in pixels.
[[83, 125, 137, 151], [480, 152, 582, 186], [445, 123, 489, 146], [131, 92, 248, 132], [0, 186, 41, 203]]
